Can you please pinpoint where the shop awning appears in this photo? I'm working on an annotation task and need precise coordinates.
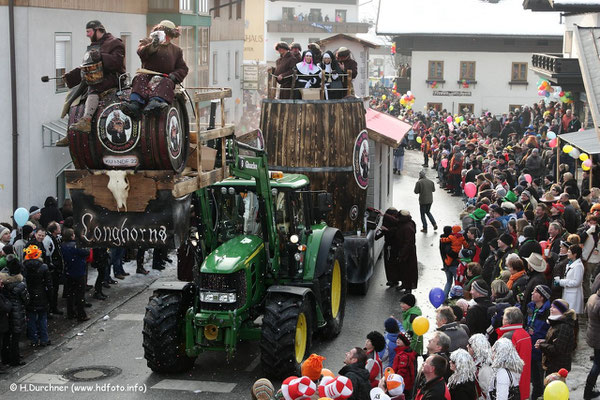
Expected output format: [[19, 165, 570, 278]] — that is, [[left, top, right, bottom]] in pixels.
[[559, 129, 600, 154], [365, 108, 411, 148]]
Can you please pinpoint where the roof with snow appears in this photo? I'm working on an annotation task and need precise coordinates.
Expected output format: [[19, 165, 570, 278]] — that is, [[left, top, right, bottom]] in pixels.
[[377, 0, 563, 37]]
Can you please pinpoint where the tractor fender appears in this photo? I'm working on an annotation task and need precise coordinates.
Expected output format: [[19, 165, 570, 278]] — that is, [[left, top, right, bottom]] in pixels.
[[266, 285, 318, 329], [149, 281, 196, 313], [314, 227, 344, 279]]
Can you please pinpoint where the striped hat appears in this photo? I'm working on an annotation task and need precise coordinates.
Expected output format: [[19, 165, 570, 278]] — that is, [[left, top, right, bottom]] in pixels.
[[318, 376, 353, 400], [281, 376, 316, 400]]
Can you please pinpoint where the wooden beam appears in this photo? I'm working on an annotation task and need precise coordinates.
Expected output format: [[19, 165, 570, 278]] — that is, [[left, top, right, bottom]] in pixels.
[[199, 166, 230, 188], [192, 88, 232, 102], [173, 175, 199, 198], [196, 124, 235, 142]]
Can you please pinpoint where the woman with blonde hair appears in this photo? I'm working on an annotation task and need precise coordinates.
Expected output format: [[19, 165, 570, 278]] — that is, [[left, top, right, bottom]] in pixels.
[[448, 349, 478, 400], [488, 338, 523, 400]]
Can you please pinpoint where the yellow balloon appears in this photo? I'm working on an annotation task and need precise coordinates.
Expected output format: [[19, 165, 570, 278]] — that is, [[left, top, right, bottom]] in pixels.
[[416, 136, 422, 144], [455, 117, 461, 123], [389, 106, 394, 111], [562, 145, 573, 154], [580, 153, 589, 162], [382, 95, 387, 100], [583, 164, 591, 171], [543, 380, 569, 400], [412, 316, 429, 336]]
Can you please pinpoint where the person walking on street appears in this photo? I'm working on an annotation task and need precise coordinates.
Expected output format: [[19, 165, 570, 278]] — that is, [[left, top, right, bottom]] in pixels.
[[414, 169, 438, 233], [61, 229, 91, 322]]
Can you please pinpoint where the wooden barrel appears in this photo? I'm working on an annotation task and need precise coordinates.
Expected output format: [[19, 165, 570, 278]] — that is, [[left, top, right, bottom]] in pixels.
[[68, 89, 189, 172], [260, 98, 367, 233]]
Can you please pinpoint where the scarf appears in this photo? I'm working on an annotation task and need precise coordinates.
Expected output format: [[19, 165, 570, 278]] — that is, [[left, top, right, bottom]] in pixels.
[[302, 51, 314, 72], [507, 270, 526, 289]]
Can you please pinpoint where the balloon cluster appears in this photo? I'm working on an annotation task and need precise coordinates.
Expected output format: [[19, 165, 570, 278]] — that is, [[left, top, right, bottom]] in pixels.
[[558, 90, 574, 104], [430, 81, 438, 89], [461, 79, 469, 89], [537, 80, 554, 97], [400, 91, 415, 109], [390, 42, 396, 55]]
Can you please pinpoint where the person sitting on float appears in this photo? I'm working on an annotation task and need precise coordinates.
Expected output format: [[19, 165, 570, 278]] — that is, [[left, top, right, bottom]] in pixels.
[[319, 51, 344, 100], [122, 20, 189, 119], [293, 51, 322, 95]]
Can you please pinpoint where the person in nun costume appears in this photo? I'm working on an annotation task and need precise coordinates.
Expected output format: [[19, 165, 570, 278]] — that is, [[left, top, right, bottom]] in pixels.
[[319, 50, 344, 100], [293, 51, 321, 98]]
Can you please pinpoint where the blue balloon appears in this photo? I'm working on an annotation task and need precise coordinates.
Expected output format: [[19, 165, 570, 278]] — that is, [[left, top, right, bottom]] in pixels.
[[429, 287, 446, 308], [547, 131, 557, 140], [13, 207, 29, 227]]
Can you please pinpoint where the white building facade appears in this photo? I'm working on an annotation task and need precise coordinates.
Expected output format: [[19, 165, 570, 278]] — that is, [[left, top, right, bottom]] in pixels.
[[0, 4, 147, 221]]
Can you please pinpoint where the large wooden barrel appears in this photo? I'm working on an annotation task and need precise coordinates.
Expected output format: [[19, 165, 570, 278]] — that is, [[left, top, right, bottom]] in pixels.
[[67, 89, 189, 172], [260, 98, 368, 233]]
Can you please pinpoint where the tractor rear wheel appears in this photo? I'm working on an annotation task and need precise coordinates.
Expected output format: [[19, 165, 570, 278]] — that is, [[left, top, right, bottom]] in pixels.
[[260, 295, 313, 378], [319, 240, 347, 339], [143, 292, 196, 373]]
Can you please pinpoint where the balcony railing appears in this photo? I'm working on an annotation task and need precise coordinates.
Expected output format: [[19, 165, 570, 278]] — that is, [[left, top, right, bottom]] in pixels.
[[531, 53, 581, 75], [266, 20, 370, 34]]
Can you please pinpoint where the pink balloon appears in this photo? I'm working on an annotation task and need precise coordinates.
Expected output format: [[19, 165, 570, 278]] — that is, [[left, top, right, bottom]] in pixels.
[[524, 174, 532, 184], [583, 159, 593, 168], [464, 182, 477, 198], [549, 138, 557, 148], [441, 159, 448, 168], [446, 116, 453, 123]]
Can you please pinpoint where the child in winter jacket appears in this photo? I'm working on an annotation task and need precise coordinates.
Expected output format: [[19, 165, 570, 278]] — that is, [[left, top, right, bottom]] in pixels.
[[379, 317, 403, 368], [440, 226, 467, 267], [392, 332, 417, 396]]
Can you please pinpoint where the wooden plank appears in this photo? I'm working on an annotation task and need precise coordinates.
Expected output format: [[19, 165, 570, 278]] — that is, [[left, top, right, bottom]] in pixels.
[[192, 88, 232, 103], [173, 176, 199, 198], [197, 124, 235, 142], [199, 167, 229, 188]]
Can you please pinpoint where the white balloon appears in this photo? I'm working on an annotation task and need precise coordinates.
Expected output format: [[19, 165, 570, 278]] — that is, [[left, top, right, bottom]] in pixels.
[[407, 91, 412, 96], [569, 148, 581, 159]]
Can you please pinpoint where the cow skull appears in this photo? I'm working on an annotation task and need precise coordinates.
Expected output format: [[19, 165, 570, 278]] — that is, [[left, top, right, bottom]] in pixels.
[[93, 170, 135, 212]]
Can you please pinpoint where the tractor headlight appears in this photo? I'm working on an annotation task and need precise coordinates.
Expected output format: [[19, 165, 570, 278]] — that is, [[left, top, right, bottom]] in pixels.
[[200, 291, 237, 304]]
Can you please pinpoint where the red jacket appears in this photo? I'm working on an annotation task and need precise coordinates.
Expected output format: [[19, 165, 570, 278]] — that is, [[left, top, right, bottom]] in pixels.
[[392, 345, 417, 393], [496, 324, 532, 400]]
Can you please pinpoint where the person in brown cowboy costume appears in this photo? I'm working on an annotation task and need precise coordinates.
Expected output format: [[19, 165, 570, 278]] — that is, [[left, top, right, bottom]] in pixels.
[[272, 42, 296, 100], [64, 20, 125, 134], [122, 20, 188, 119]]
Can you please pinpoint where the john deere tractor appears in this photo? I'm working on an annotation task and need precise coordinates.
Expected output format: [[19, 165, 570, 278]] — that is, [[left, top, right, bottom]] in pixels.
[[142, 140, 347, 377]]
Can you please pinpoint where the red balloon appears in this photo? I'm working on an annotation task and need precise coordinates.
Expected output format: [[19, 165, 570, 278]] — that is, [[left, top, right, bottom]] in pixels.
[[464, 182, 477, 198], [524, 174, 532, 184], [549, 138, 557, 148], [441, 158, 448, 168]]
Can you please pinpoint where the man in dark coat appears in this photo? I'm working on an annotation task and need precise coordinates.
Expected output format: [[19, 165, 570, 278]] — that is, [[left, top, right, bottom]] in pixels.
[[376, 208, 401, 287], [273, 42, 296, 100], [518, 225, 542, 260], [0, 281, 11, 373], [65, 20, 125, 133], [466, 280, 494, 335], [23, 245, 52, 347], [122, 20, 189, 119], [339, 347, 371, 400], [560, 193, 580, 234], [414, 169, 438, 233], [397, 210, 418, 292], [61, 229, 91, 322], [0, 256, 29, 366], [414, 354, 450, 400], [39, 196, 63, 229], [336, 47, 357, 95]]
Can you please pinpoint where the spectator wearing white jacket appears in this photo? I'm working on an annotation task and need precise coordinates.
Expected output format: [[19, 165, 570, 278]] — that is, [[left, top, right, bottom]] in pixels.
[[555, 245, 584, 314]]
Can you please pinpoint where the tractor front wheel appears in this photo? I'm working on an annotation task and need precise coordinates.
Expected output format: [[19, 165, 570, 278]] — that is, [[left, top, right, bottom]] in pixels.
[[143, 292, 196, 373], [260, 295, 313, 378], [319, 240, 347, 339]]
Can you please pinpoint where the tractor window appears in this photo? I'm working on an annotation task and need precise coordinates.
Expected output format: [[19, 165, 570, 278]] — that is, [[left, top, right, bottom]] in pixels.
[[290, 192, 306, 231], [275, 192, 290, 235], [213, 188, 262, 242], [242, 191, 261, 236]]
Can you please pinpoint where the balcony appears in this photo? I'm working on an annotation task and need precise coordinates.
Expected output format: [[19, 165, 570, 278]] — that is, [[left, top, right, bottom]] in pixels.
[[531, 53, 584, 91], [266, 19, 370, 34]]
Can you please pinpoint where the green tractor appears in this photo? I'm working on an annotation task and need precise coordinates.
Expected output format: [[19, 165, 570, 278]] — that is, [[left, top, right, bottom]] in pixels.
[[142, 140, 347, 377]]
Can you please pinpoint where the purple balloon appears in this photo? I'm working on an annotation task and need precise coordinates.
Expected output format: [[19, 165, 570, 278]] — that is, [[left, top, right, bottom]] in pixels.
[[429, 287, 446, 308]]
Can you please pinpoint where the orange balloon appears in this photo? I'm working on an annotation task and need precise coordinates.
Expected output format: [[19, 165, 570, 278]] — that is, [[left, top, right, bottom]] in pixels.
[[321, 368, 334, 378]]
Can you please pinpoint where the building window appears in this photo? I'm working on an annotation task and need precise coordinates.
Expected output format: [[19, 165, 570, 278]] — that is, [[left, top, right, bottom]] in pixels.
[[282, 7, 295, 21], [335, 9, 346, 22], [199, 0, 209, 14], [236, 0, 242, 19], [178, 26, 195, 86], [511, 62, 527, 81], [281, 37, 294, 45], [200, 27, 209, 65], [459, 61, 475, 81], [458, 103, 474, 114], [309, 8, 322, 22], [55, 33, 71, 92], [308, 38, 320, 44], [212, 52, 218, 84], [179, 0, 192, 12], [427, 103, 442, 112], [214, 0, 220, 17], [428, 61, 443, 80], [235, 51, 240, 79], [227, 51, 231, 81]]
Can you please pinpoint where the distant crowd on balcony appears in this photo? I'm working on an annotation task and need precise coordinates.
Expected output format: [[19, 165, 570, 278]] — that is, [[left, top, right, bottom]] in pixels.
[[283, 11, 346, 23]]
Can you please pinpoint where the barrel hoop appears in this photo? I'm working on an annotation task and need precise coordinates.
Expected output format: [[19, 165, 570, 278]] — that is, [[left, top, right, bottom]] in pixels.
[[271, 166, 353, 173]]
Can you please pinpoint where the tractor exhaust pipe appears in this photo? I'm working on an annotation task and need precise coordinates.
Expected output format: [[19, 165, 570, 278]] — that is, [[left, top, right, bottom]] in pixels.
[[41, 75, 62, 82]]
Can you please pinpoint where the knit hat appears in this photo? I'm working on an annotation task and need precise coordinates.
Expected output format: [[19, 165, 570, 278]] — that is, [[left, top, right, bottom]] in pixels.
[[452, 225, 462, 234], [6, 254, 21, 275], [370, 387, 390, 400], [504, 191, 518, 203], [400, 293, 416, 307], [525, 252, 547, 273], [396, 331, 410, 346], [544, 368, 569, 386], [318, 376, 353, 400], [281, 376, 317, 400], [367, 331, 386, 353], [86, 20, 105, 31], [384, 318, 399, 334], [385, 373, 405, 397], [472, 280, 490, 296], [1, 244, 13, 255], [552, 299, 569, 314], [480, 204, 490, 212], [29, 206, 40, 216], [24, 244, 42, 260], [0, 227, 9, 240], [534, 284, 552, 301], [469, 208, 487, 221], [251, 379, 275, 400], [499, 233, 513, 247], [521, 190, 531, 199], [301, 354, 326, 381], [449, 285, 464, 299], [551, 202, 565, 213], [496, 188, 507, 199]]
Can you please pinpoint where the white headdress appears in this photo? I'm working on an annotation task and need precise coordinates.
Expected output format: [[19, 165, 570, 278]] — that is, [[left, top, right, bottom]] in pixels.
[[447, 349, 477, 387], [468, 334, 492, 366], [491, 338, 524, 373]]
